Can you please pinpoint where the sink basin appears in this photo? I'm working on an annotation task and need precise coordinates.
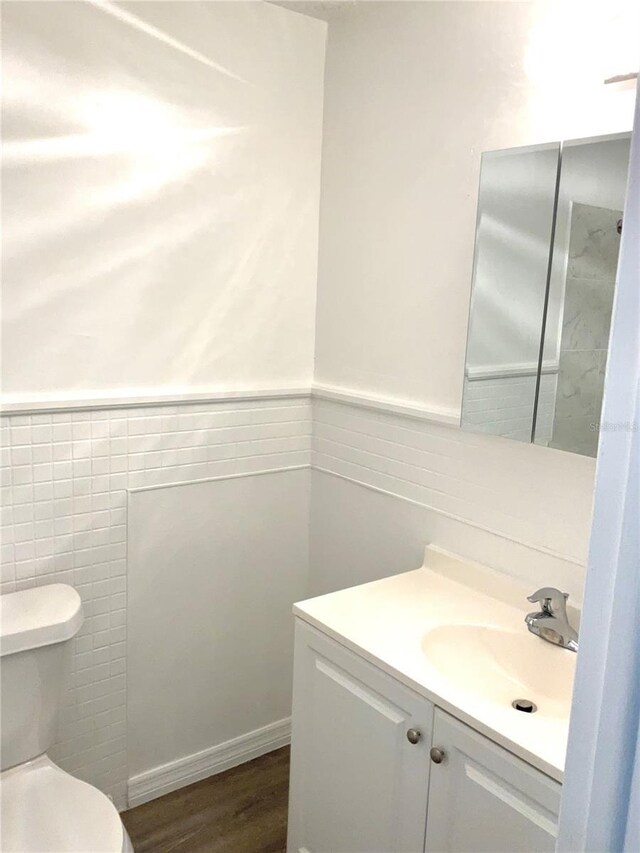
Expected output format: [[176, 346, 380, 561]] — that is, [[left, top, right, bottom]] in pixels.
[[421, 624, 576, 719]]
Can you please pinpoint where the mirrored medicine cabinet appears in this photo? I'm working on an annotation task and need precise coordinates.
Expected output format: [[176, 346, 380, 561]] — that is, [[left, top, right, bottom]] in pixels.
[[461, 132, 631, 458]]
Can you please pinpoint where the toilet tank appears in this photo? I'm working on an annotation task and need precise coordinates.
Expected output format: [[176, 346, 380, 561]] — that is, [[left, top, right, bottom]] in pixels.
[[0, 585, 84, 770]]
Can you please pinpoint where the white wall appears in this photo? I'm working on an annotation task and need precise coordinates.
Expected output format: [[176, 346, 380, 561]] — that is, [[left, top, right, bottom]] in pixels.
[[128, 467, 310, 803], [314, 0, 637, 414], [0, 0, 325, 810], [1, 0, 636, 813], [1, 1, 326, 400], [307, 0, 636, 600]]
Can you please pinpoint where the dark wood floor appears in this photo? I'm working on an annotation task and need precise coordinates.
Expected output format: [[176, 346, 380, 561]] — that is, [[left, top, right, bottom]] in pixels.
[[122, 747, 290, 853]]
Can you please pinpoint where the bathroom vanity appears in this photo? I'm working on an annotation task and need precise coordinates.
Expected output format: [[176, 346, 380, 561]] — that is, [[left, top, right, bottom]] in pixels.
[[287, 548, 577, 853]]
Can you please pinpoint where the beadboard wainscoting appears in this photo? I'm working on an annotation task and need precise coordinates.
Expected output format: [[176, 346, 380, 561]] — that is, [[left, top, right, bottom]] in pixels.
[[0, 394, 312, 809]]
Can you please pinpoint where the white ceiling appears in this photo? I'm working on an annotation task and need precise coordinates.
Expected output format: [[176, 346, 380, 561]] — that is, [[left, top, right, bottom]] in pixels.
[[268, 1, 357, 22]]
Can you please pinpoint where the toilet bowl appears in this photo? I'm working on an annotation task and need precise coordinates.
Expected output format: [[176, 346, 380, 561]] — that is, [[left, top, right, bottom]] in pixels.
[[0, 584, 133, 853], [1, 756, 133, 853]]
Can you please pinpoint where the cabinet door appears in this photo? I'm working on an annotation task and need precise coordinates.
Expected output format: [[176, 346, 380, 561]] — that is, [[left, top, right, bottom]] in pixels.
[[425, 709, 561, 853], [287, 621, 433, 853]]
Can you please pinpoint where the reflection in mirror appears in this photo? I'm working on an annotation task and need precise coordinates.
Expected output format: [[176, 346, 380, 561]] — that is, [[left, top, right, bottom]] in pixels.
[[461, 132, 631, 458], [461, 144, 560, 443], [533, 134, 631, 457]]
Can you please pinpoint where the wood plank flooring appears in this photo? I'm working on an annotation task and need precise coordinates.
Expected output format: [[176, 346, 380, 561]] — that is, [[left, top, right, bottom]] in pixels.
[[122, 747, 290, 853]]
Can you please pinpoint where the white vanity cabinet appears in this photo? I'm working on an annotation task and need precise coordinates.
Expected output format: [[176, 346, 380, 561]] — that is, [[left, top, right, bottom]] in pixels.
[[288, 620, 562, 853], [287, 621, 434, 853], [425, 709, 561, 852]]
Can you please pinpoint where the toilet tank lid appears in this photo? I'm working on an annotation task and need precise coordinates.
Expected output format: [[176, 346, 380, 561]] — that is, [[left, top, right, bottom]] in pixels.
[[0, 584, 84, 657]]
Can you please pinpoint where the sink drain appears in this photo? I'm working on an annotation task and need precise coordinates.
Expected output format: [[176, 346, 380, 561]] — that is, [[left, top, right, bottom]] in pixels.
[[512, 699, 537, 713]]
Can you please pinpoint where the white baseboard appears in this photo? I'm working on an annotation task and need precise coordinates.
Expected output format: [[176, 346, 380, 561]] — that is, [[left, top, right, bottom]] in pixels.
[[127, 717, 291, 808]]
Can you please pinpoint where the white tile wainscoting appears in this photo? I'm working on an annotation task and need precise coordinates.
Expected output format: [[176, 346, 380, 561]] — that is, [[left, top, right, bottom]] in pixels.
[[0, 394, 312, 809], [0, 386, 594, 809], [310, 393, 595, 600], [461, 372, 558, 444]]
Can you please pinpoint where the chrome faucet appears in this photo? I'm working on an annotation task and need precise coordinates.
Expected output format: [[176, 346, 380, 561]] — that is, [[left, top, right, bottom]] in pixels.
[[525, 587, 578, 652]]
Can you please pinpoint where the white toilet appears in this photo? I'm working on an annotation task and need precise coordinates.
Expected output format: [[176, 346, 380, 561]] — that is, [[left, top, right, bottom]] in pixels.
[[0, 584, 134, 852]]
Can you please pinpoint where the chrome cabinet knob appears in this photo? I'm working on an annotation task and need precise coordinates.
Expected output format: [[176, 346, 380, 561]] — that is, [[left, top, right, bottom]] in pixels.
[[430, 747, 445, 764], [406, 728, 422, 744]]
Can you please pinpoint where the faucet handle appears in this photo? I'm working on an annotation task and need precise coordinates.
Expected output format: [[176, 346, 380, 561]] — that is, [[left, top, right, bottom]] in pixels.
[[527, 587, 569, 615]]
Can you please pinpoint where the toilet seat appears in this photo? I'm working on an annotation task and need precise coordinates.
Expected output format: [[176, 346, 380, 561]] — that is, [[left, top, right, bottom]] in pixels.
[[1, 755, 132, 853]]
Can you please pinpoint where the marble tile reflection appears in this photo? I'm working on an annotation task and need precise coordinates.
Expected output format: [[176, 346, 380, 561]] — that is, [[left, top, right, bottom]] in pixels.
[[550, 415, 600, 457], [551, 350, 607, 457], [561, 277, 615, 352], [555, 350, 606, 416], [551, 201, 620, 456], [567, 202, 622, 281]]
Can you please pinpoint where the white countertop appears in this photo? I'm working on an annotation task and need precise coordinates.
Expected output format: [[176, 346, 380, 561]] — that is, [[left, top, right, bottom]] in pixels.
[[293, 547, 577, 783]]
